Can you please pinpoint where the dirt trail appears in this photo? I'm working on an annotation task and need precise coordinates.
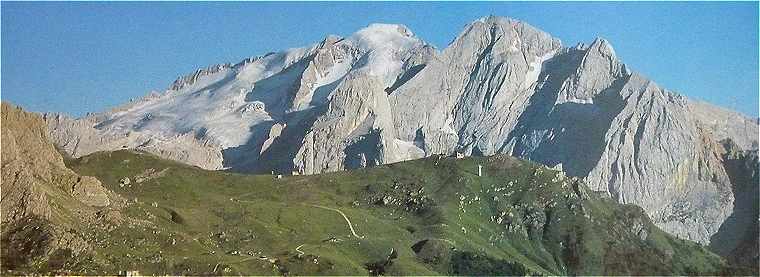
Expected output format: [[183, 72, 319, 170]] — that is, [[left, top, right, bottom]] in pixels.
[[230, 198, 365, 239], [308, 204, 365, 239], [295, 244, 305, 255]]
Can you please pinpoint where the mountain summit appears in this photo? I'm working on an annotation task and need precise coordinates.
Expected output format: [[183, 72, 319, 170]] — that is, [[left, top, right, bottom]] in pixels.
[[45, 16, 758, 255]]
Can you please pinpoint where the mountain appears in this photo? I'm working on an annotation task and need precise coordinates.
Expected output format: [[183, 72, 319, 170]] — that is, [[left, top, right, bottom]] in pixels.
[[1, 103, 122, 272], [1, 121, 735, 274], [708, 139, 759, 268], [45, 16, 757, 253]]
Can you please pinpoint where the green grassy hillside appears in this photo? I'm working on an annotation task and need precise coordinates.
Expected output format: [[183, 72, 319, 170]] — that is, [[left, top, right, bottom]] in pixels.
[[7, 150, 730, 275]]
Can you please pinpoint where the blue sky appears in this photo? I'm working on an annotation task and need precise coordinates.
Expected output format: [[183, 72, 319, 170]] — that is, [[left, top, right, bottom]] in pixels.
[[2, 2, 758, 117]]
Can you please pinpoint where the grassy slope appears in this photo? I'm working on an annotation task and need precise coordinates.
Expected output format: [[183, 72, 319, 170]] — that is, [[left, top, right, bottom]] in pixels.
[[44, 150, 727, 275]]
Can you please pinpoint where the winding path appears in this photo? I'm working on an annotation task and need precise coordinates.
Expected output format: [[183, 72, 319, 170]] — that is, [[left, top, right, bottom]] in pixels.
[[307, 204, 365, 239], [295, 244, 306, 255], [230, 197, 365, 239]]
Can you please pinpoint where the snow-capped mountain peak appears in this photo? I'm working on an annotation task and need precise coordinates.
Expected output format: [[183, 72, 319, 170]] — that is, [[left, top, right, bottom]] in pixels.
[[46, 16, 758, 248], [349, 23, 422, 51]]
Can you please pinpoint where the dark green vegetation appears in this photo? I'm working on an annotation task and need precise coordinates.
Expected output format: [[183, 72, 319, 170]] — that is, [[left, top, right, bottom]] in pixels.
[[6, 150, 733, 275]]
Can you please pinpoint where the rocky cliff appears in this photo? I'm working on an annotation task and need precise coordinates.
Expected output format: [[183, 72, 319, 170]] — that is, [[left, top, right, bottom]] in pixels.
[[709, 139, 759, 270], [43, 16, 757, 248], [1, 102, 122, 272]]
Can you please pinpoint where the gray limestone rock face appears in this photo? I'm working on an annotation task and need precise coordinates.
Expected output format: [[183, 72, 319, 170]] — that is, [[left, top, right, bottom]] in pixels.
[[390, 17, 563, 158], [43, 16, 757, 247], [688, 100, 759, 150], [45, 112, 225, 170], [709, 140, 760, 268], [293, 74, 391, 174], [583, 74, 735, 244]]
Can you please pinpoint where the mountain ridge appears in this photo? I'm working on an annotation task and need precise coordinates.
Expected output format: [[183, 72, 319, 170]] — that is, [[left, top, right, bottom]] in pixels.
[[43, 16, 758, 256], [7, 101, 745, 275]]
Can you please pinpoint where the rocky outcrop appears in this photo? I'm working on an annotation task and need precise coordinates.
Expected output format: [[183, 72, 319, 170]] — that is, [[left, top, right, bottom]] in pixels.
[[2, 103, 114, 219], [41, 16, 757, 246], [168, 63, 233, 92], [689, 100, 758, 150], [709, 139, 759, 271], [1, 102, 121, 270]]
